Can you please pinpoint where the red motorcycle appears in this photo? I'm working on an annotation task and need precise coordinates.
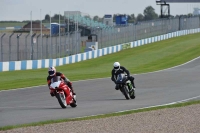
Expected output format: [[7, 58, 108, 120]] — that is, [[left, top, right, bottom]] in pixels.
[[49, 78, 77, 108]]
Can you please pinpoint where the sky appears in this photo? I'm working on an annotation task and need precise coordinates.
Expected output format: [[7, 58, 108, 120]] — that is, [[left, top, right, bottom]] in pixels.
[[0, 0, 200, 21]]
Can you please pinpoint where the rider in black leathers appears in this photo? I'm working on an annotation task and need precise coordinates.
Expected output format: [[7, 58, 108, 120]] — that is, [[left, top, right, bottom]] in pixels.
[[111, 62, 136, 90]]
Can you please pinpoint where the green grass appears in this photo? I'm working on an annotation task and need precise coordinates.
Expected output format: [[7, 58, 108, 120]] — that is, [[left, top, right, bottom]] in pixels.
[[0, 33, 200, 90], [0, 100, 199, 131], [0, 22, 50, 27], [0, 22, 26, 27]]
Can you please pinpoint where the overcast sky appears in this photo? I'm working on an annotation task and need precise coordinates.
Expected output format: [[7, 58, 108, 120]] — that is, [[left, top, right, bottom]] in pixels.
[[0, 0, 200, 21]]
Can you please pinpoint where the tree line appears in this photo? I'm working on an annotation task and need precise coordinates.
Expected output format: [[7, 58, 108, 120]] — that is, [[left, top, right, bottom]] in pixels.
[[43, 6, 159, 23], [0, 5, 198, 24]]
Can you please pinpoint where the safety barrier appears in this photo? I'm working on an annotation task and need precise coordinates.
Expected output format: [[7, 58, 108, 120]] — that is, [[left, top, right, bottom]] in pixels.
[[0, 28, 200, 72]]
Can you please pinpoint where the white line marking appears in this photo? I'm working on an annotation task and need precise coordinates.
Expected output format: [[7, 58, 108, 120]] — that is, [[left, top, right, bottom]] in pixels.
[[117, 95, 200, 112], [73, 95, 200, 119]]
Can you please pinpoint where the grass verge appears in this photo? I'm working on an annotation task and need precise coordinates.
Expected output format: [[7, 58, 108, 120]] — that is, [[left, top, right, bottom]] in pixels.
[[0, 33, 200, 90], [0, 100, 199, 131]]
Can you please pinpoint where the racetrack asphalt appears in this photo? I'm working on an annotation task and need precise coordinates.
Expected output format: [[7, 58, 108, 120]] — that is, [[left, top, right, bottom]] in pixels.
[[0, 57, 200, 127]]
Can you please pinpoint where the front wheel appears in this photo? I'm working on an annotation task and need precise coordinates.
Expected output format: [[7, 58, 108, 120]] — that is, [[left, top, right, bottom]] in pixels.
[[120, 86, 130, 100], [56, 91, 67, 108]]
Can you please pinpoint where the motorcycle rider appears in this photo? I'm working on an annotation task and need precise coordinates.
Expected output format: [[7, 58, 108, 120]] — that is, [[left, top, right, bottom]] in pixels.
[[47, 66, 76, 97], [111, 62, 136, 91]]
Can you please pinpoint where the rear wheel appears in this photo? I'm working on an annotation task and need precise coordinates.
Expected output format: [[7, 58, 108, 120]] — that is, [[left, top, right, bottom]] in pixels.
[[130, 94, 135, 99], [70, 102, 77, 108], [56, 92, 67, 108]]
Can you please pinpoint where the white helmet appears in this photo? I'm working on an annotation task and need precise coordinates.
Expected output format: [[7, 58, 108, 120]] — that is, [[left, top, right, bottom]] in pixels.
[[48, 66, 56, 76], [113, 62, 120, 70]]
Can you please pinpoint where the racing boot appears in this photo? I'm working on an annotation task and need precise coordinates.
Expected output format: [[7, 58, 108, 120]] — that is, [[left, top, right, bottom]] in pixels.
[[66, 82, 76, 95], [128, 81, 135, 97], [71, 87, 77, 103], [131, 80, 136, 89], [70, 87, 76, 95]]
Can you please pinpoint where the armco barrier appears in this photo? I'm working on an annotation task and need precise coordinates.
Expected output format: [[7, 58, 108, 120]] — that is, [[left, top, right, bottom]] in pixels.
[[0, 28, 200, 72]]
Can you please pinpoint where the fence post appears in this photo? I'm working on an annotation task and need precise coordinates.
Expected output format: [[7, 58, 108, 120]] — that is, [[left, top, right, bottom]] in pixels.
[[25, 33, 30, 60], [59, 33, 61, 58], [179, 16, 182, 31], [55, 34, 58, 58], [68, 32, 72, 55], [31, 33, 36, 60], [68, 31, 70, 56], [9, 33, 14, 61], [46, 35, 49, 58], [64, 32, 67, 57], [41, 34, 44, 59], [17, 33, 22, 61], [1, 33, 6, 62], [36, 34, 40, 59], [75, 31, 78, 54], [100, 28, 103, 49], [50, 34, 52, 59], [199, 16, 200, 28]]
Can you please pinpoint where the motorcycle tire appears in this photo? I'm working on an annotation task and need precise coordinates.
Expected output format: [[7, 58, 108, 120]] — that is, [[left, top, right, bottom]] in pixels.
[[120, 86, 130, 100], [70, 102, 77, 108], [70, 97, 77, 108], [56, 92, 67, 108], [130, 95, 135, 99]]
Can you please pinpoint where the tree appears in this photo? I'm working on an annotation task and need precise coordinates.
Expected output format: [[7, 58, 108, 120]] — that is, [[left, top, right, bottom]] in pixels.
[[143, 6, 158, 20], [187, 13, 193, 17], [175, 15, 180, 18], [127, 15, 132, 22], [136, 13, 144, 22], [53, 14, 59, 20], [52, 14, 64, 20], [45, 14, 50, 21], [84, 15, 91, 20], [93, 16, 99, 21], [130, 14, 136, 22], [98, 17, 103, 22], [113, 14, 118, 22]]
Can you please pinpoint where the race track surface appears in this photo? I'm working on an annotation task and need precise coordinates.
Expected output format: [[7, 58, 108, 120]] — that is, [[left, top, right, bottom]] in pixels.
[[0, 57, 200, 127]]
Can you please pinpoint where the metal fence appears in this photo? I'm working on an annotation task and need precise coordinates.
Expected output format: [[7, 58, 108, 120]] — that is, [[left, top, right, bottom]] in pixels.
[[0, 31, 81, 62], [0, 16, 199, 62], [95, 16, 200, 49]]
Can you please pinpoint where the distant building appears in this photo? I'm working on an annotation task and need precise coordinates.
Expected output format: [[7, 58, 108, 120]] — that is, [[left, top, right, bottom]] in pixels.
[[193, 8, 200, 16], [103, 14, 113, 26], [64, 11, 92, 36], [19, 22, 49, 33]]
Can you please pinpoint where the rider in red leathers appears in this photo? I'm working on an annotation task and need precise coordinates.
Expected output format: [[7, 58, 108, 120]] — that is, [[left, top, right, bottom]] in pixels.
[[47, 66, 76, 97]]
